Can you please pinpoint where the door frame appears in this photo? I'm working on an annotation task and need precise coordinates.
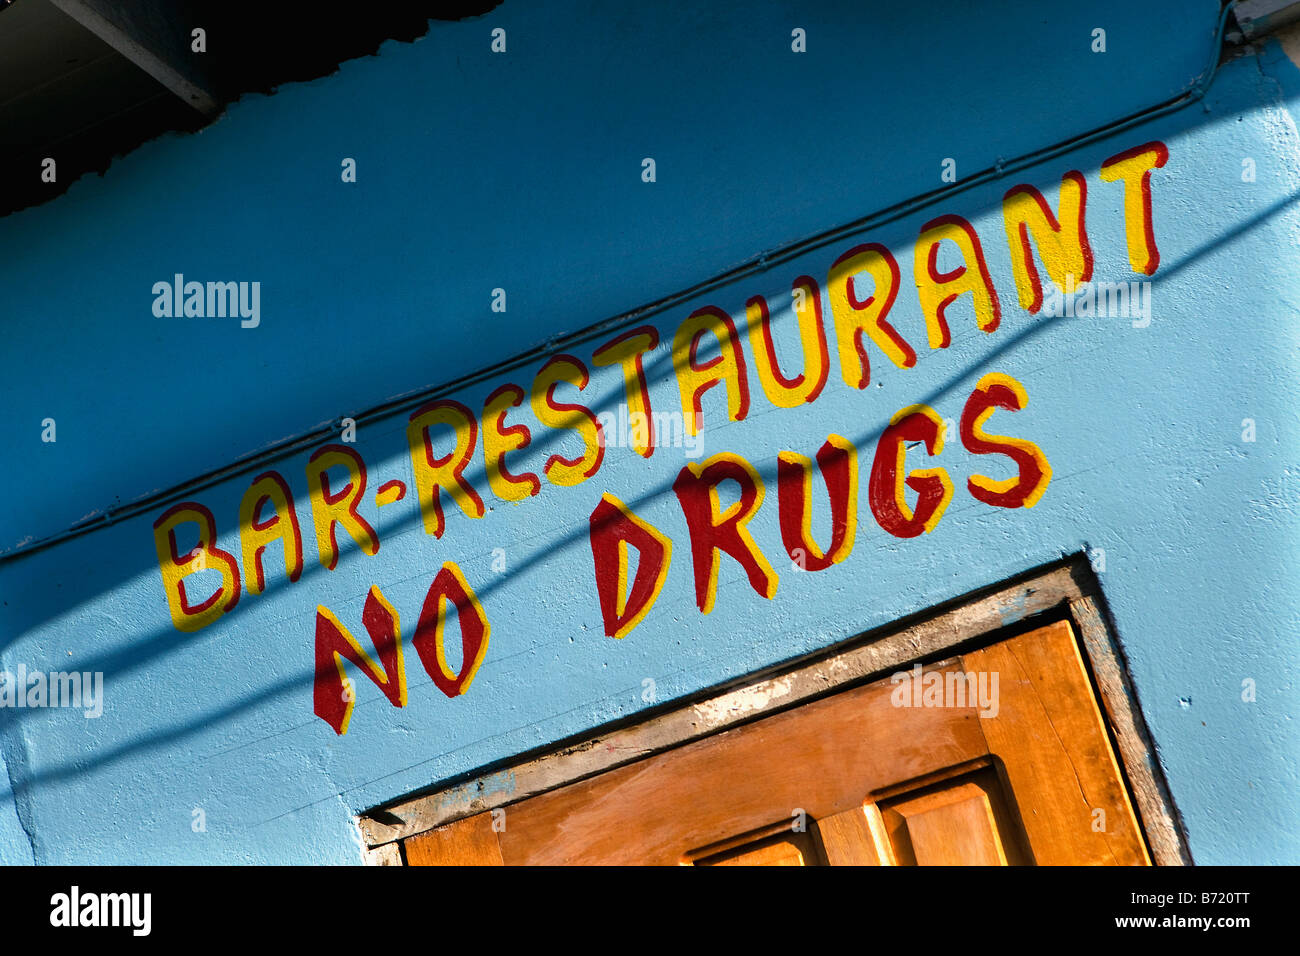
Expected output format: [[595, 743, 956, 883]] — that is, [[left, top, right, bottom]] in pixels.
[[358, 553, 1190, 865]]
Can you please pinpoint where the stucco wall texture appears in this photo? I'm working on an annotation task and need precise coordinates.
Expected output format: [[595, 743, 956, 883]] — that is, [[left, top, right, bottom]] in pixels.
[[0, 1, 1296, 864]]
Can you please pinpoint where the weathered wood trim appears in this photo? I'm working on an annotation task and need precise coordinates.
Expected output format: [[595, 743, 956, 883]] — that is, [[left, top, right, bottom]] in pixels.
[[359, 555, 1189, 867], [360, 841, 402, 866], [49, 0, 219, 115], [1070, 593, 1193, 865]]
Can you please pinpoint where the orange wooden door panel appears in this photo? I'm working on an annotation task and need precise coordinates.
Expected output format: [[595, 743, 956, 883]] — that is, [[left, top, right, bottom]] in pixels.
[[962, 621, 1150, 865], [402, 620, 1151, 866], [876, 766, 1033, 865], [404, 812, 503, 866], [495, 667, 988, 865], [694, 827, 826, 867]]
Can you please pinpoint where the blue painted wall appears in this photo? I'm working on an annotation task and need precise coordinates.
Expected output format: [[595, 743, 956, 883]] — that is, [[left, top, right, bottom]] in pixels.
[[1, 0, 1296, 864]]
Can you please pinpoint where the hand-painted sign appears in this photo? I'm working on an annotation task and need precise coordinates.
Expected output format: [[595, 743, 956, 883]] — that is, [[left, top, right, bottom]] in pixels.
[[151, 141, 1168, 735]]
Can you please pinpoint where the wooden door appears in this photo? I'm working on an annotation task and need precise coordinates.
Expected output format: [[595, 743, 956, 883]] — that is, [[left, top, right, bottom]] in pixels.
[[403, 620, 1151, 866]]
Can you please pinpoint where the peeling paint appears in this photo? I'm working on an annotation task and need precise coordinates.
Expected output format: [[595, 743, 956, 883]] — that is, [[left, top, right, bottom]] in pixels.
[[692, 677, 795, 729]]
